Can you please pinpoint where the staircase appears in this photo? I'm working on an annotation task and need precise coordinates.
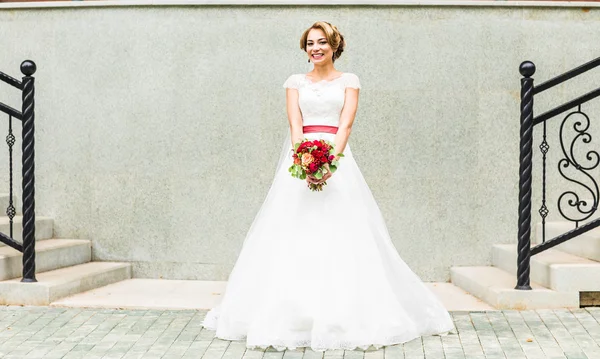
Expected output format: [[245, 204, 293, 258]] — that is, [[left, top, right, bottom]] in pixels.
[[452, 57, 600, 310], [0, 193, 132, 306], [450, 221, 600, 309], [4, 189, 594, 309]]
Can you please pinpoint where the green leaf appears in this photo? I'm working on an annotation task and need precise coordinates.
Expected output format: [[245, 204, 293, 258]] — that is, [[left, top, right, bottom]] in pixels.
[[314, 170, 323, 179], [294, 142, 301, 151], [330, 165, 337, 173], [337, 153, 345, 158]]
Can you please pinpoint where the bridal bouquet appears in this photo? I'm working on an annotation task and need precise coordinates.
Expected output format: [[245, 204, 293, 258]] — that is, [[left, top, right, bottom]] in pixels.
[[288, 139, 344, 191]]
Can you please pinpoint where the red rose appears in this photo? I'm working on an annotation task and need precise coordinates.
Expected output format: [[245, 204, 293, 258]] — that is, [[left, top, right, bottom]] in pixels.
[[309, 163, 318, 173], [312, 150, 323, 158], [329, 155, 334, 161]]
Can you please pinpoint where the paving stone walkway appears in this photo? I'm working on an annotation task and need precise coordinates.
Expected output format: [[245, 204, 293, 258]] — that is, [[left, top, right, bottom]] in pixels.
[[1, 306, 600, 358]]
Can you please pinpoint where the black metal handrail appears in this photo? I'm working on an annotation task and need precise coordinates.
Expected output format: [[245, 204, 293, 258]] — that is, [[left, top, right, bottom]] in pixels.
[[0, 71, 22, 90], [534, 88, 600, 125], [534, 57, 600, 95], [0, 102, 22, 120], [0, 60, 37, 282], [517, 57, 600, 290]]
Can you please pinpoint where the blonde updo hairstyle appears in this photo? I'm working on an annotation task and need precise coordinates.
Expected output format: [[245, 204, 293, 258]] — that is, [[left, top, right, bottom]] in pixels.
[[300, 21, 345, 62]]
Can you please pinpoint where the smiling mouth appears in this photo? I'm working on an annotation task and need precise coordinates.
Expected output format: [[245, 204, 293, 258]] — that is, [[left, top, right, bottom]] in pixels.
[[312, 54, 324, 59]]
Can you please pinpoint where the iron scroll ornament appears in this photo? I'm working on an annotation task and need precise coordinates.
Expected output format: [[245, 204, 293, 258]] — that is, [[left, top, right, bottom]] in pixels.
[[557, 106, 600, 226]]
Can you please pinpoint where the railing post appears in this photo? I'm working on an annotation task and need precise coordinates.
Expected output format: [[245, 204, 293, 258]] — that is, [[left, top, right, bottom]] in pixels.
[[516, 61, 535, 290], [20, 60, 36, 283]]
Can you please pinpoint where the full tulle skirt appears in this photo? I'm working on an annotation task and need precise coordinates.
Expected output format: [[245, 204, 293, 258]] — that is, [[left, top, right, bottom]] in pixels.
[[202, 132, 455, 351]]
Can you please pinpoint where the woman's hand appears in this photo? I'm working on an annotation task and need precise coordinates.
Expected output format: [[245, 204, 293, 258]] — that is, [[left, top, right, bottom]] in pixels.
[[315, 163, 333, 184], [306, 164, 334, 185], [306, 174, 320, 185]]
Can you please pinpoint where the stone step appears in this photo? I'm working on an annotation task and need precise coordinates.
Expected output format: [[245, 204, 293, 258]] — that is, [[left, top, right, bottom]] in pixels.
[[535, 221, 600, 263], [0, 216, 53, 244], [493, 243, 600, 292], [52, 280, 496, 311], [0, 239, 91, 281], [0, 194, 18, 215], [0, 262, 132, 306], [450, 266, 579, 309]]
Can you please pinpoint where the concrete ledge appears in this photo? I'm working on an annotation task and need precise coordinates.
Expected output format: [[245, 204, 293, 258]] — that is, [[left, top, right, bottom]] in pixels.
[[1, 0, 600, 9], [52, 279, 227, 310], [0, 239, 91, 281], [51, 279, 497, 311], [0, 261, 132, 306], [451, 266, 579, 310]]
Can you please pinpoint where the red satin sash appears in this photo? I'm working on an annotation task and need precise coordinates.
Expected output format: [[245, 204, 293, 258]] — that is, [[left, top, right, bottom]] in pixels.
[[303, 125, 338, 134]]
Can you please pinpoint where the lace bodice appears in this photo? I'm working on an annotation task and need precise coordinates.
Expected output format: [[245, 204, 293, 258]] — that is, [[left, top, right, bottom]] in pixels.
[[283, 73, 361, 127]]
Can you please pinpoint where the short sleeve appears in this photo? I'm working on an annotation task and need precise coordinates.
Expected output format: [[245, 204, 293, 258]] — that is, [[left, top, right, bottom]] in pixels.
[[283, 74, 300, 89], [344, 73, 361, 89]]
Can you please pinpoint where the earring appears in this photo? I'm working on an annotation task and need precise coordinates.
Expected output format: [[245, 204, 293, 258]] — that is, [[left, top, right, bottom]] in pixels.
[[308, 59, 310, 63]]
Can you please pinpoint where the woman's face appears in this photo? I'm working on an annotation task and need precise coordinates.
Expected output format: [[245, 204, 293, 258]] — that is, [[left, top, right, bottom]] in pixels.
[[306, 28, 333, 64]]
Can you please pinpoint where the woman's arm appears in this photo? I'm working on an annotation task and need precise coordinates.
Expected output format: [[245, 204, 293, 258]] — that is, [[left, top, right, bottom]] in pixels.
[[333, 87, 360, 159], [287, 88, 319, 185], [286, 88, 304, 147], [315, 87, 360, 185]]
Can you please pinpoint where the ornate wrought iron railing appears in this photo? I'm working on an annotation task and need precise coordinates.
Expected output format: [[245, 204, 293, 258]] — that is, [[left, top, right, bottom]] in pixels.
[[517, 57, 600, 290], [0, 60, 37, 282]]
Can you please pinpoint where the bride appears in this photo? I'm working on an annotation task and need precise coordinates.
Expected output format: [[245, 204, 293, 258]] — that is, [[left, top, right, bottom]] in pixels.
[[202, 21, 455, 351]]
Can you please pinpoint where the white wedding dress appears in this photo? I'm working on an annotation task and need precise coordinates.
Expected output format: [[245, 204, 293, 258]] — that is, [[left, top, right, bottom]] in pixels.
[[202, 73, 454, 351]]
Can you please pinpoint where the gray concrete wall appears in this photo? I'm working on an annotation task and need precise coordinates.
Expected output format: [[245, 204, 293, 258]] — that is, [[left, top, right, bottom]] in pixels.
[[0, 3, 599, 281]]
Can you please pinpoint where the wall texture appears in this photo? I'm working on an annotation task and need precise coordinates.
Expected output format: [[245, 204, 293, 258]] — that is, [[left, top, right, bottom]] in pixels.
[[0, 3, 599, 281]]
